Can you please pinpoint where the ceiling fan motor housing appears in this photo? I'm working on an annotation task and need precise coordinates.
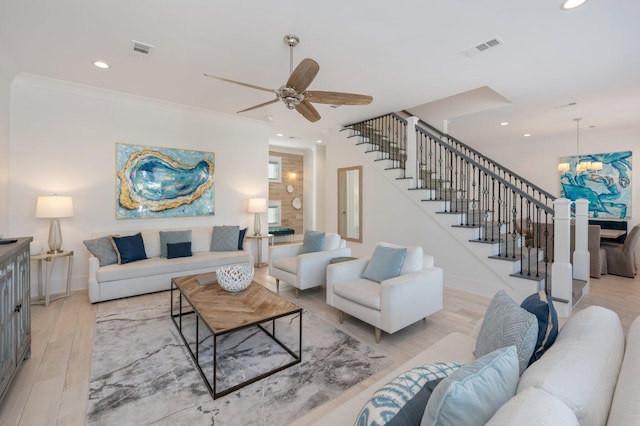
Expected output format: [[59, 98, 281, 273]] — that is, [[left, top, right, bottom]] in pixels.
[[277, 86, 304, 109]]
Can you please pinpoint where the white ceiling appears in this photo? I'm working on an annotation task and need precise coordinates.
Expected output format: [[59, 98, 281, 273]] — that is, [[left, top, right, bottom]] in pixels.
[[1, 0, 639, 149]]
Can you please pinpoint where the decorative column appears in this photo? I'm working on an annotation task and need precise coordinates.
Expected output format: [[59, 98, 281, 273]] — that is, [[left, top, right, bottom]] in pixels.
[[405, 116, 418, 188], [573, 199, 590, 282], [552, 198, 573, 317]]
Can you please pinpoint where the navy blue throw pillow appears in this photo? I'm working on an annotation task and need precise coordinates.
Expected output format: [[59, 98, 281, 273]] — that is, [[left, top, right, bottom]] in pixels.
[[238, 227, 248, 250], [167, 241, 192, 259], [110, 233, 147, 264], [521, 290, 559, 365]]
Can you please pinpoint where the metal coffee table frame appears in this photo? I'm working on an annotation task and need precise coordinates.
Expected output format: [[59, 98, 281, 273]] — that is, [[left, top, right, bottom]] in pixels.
[[170, 280, 302, 399]]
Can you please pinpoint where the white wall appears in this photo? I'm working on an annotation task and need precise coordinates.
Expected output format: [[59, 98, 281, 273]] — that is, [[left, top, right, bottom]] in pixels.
[[9, 74, 270, 296], [0, 61, 10, 236]]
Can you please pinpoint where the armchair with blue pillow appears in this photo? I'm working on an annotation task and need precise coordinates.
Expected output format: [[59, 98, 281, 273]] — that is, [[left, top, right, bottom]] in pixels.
[[326, 242, 443, 343], [268, 230, 351, 297]]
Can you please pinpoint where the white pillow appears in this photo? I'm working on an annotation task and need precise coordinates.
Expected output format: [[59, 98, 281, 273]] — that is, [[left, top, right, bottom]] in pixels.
[[379, 242, 423, 274]]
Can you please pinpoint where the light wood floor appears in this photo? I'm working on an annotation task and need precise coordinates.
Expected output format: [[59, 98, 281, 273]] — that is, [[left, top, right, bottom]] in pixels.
[[1, 268, 639, 425]]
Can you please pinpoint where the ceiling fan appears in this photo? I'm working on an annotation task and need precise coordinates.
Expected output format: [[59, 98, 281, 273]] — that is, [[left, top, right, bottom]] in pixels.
[[204, 34, 373, 123]]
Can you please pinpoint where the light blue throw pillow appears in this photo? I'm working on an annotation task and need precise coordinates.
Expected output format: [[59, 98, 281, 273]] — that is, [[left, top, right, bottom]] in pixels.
[[210, 226, 240, 252], [356, 362, 462, 426], [422, 346, 519, 426], [362, 245, 407, 283], [83, 236, 118, 266], [299, 230, 326, 254], [159, 230, 192, 258], [474, 290, 538, 375]]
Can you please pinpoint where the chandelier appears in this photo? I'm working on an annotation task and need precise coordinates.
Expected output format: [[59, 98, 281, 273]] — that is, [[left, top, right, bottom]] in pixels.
[[557, 118, 602, 173]]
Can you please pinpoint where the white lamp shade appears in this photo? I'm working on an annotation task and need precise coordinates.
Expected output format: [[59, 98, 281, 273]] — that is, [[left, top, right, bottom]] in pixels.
[[557, 162, 570, 172], [248, 198, 267, 213], [36, 196, 74, 218]]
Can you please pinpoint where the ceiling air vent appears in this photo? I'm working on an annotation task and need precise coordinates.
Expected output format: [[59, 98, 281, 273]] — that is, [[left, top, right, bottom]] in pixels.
[[132, 40, 154, 55], [462, 36, 503, 57]]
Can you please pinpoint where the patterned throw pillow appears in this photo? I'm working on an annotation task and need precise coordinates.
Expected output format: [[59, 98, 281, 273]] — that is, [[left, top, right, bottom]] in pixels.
[[521, 290, 559, 365], [474, 290, 538, 375], [210, 226, 240, 252], [355, 362, 462, 426], [83, 236, 118, 266]]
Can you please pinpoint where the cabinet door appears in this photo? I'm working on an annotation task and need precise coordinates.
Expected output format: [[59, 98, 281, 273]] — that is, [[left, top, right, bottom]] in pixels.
[[15, 249, 31, 359], [0, 259, 16, 398]]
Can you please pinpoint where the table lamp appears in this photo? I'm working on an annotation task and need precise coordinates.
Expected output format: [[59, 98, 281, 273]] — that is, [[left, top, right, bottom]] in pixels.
[[36, 195, 74, 253], [248, 198, 267, 236]]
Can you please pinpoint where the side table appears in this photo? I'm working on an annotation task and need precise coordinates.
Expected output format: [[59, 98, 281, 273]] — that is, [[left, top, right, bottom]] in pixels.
[[246, 234, 274, 267], [31, 250, 74, 306]]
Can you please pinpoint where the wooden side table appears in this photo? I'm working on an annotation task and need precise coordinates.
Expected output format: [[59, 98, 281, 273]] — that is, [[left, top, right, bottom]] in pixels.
[[31, 250, 74, 306], [246, 234, 274, 267]]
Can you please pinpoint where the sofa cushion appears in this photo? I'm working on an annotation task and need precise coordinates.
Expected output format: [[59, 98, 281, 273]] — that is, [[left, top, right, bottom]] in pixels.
[[167, 241, 192, 259], [159, 230, 192, 258], [517, 306, 624, 426], [422, 346, 519, 426], [475, 290, 538, 375], [299, 230, 326, 254], [83, 236, 118, 266], [486, 387, 579, 426], [608, 314, 640, 425], [96, 251, 250, 282], [210, 226, 240, 251], [355, 362, 462, 426], [110, 233, 147, 264], [362, 245, 407, 283], [272, 256, 298, 274], [334, 279, 382, 310], [520, 290, 558, 365], [379, 242, 424, 274]]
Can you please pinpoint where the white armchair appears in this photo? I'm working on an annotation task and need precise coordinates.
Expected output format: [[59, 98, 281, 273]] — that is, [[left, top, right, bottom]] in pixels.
[[326, 243, 443, 343], [268, 232, 351, 297]]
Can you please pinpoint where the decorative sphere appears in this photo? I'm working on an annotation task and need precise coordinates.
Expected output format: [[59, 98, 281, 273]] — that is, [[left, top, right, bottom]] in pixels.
[[217, 263, 254, 292]]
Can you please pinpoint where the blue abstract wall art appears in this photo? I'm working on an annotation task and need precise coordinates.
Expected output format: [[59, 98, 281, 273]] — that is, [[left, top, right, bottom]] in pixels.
[[116, 143, 215, 219], [559, 150, 632, 219]]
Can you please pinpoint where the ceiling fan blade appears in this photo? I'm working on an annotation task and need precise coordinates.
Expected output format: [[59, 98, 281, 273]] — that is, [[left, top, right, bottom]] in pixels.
[[237, 98, 280, 113], [304, 90, 373, 105], [286, 58, 320, 93], [203, 73, 276, 94], [295, 100, 321, 123]]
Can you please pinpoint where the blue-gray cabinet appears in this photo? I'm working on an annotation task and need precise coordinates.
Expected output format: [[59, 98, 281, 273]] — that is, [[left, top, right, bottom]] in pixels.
[[0, 237, 32, 403]]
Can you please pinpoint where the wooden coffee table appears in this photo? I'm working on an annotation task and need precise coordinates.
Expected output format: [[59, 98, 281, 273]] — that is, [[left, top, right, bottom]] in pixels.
[[170, 273, 302, 399]]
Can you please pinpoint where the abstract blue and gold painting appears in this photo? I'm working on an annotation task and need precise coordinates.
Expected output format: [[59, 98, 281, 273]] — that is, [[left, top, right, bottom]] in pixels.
[[116, 143, 215, 219], [559, 151, 632, 219]]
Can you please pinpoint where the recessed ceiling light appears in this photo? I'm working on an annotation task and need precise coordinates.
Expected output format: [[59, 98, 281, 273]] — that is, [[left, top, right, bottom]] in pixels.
[[276, 133, 283, 137], [560, 0, 587, 10], [316, 140, 322, 144], [523, 133, 532, 137], [93, 61, 110, 69], [500, 122, 509, 126]]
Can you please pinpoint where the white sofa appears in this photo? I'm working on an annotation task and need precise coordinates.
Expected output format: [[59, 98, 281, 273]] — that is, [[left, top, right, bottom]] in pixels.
[[326, 244, 443, 343], [314, 305, 639, 425], [268, 232, 351, 296], [87, 227, 252, 303]]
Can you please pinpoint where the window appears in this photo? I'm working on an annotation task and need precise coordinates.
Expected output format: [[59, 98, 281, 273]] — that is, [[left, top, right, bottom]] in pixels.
[[268, 201, 282, 226], [268, 156, 282, 182]]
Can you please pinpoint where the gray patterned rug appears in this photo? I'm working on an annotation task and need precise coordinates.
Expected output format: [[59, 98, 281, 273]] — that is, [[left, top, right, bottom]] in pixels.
[[87, 296, 390, 425]]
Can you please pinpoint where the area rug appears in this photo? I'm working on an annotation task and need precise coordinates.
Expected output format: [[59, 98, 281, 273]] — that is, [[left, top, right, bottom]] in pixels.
[[86, 298, 390, 425]]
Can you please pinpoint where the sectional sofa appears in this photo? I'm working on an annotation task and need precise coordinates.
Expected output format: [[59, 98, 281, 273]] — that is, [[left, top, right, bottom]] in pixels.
[[314, 304, 639, 425]]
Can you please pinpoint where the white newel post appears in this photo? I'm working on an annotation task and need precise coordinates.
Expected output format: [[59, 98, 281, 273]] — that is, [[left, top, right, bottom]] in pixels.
[[573, 199, 590, 282], [406, 116, 418, 188], [552, 198, 573, 317]]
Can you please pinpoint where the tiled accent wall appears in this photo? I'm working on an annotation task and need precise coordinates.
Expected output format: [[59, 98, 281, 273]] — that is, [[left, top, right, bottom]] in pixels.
[[269, 151, 303, 236]]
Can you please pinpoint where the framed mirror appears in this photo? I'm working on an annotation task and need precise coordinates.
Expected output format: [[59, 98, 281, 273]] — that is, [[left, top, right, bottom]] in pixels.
[[338, 166, 362, 242]]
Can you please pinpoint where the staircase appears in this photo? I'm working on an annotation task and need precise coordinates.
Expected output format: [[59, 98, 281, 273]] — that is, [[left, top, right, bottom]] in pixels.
[[344, 112, 588, 313]]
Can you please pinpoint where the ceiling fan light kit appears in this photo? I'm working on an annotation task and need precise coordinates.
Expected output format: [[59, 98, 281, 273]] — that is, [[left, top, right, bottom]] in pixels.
[[204, 34, 372, 122]]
